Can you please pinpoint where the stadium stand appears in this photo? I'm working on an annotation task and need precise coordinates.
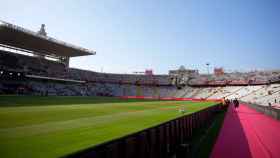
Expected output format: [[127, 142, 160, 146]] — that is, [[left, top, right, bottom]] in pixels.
[[209, 86, 244, 99], [0, 20, 279, 109]]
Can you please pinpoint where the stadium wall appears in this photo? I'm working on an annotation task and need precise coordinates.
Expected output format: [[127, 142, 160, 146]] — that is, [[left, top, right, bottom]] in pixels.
[[118, 96, 222, 102], [242, 102, 280, 120]]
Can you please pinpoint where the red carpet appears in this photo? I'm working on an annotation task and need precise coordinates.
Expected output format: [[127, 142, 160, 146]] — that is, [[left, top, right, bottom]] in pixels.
[[210, 104, 280, 158]]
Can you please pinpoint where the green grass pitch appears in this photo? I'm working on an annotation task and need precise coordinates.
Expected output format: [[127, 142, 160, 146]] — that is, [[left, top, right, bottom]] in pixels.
[[0, 96, 218, 158]]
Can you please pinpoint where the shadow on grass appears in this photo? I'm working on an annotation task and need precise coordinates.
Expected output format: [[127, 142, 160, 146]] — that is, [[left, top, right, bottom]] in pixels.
[[0, 95, 162, 107]]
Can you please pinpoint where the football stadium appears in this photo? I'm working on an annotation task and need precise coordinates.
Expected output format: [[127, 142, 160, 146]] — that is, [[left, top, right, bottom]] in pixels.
[[1, 1, 280, 158]]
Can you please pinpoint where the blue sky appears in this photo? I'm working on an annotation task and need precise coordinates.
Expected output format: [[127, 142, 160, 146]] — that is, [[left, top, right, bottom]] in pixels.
[[0, 0, 280, 74]]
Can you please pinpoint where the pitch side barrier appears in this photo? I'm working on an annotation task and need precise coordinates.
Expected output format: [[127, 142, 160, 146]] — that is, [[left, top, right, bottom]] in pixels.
[[63, 103, 225, 158], [118, 96, 222, 102]]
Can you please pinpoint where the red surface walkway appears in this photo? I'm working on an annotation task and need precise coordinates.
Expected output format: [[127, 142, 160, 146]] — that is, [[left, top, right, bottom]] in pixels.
[[210, 104, 280, 158]]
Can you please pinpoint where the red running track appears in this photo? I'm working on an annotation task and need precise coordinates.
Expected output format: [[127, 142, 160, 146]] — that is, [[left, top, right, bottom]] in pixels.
[[210, 104, 280, 158]]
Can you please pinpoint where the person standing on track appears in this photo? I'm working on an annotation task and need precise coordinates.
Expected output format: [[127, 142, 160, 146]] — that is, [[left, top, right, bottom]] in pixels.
[[233, 98, 239, 109]]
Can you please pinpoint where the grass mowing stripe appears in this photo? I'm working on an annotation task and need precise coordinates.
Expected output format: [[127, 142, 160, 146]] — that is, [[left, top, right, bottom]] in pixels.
[[0, 101, 211, 128], [0, 96, 217, 158], [0, 106, 187, 138]]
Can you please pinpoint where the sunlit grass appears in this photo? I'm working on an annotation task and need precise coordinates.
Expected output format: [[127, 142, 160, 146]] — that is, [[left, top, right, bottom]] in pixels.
[[0, 96, 217, 158]]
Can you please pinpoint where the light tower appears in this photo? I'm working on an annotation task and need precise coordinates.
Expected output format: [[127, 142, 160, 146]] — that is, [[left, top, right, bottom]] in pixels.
[[206, 62, 210, 75]]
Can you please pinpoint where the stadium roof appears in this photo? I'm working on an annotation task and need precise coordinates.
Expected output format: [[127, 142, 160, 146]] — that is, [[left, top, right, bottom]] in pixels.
[[0, 20, 96, 57]]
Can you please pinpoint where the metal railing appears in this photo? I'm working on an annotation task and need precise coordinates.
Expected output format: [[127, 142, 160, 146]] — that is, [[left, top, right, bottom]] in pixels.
[[243, 102, 280, 120]]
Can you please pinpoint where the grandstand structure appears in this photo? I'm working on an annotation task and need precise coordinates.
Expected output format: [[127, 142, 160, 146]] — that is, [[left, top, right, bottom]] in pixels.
[[0, 20, 95, 66], [0, 20, 175, 97], [0, 20, 280, 107]]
